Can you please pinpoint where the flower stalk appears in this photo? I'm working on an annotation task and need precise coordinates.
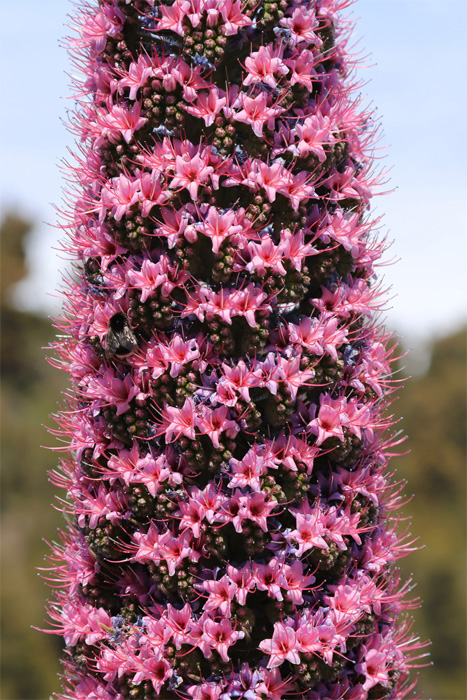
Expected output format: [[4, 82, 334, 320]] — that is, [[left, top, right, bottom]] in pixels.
[[44, 0, 428, 697]]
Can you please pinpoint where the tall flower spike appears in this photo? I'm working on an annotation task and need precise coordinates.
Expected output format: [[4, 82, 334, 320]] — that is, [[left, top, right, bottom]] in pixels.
[[44, 0, 429, 698]]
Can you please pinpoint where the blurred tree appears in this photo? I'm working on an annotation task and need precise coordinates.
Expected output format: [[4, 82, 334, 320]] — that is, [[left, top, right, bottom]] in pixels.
[[396, 328, 466, 699], [1, 214, 65, 698], [0, 214, 29, 303]]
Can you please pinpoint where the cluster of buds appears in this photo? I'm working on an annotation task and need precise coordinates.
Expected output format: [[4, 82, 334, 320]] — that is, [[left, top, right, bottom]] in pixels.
[[44, 0, 428, 698]]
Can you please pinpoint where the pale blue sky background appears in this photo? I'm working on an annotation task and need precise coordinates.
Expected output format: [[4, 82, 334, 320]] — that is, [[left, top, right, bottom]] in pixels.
[[1, 0, 466, 352]]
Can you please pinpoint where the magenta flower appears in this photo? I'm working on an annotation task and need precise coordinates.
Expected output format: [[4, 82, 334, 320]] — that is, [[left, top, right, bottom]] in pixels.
[[243, 45, 288, 88], [259, 622, 301, 668], [234, 92, 283, 137], [44, 1, 429, 698], [183, 88, 227, 127], [280, 6, 320, 45], [98, 102, 147, 144], [201, 618, 245, 663], [307, 394, 348, 445], [200, 575, 238, 617]]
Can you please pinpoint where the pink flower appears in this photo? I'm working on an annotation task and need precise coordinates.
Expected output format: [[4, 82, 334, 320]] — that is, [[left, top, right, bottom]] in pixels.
[[320, 210, 363, 256], [242, 491, 278, 532], [133, 522, 162, 563], [281, 170, 317, 210], [226, 563, 255, 605], [197, 206, 243, 254], [201, 575, 238, 616], [155, 206, 190, 249], [255, 667, 296, 700], [282, 560, 316, 605], [98, 102, 147, 143], [157, 397, 197, 442], [259, 622, 301, 668], [88, 371, 140, 416], [220, 490, 248, 533], [220, 0, 252, 35], [176, 498, 206, 539], [325, 582, 365, 626], [289, 317, 324, 354], [165, 603, 193, 649], [158, 530, 199, 576], [230, 284, 270, 328], [234, 93, 283, 137], [183, 88, 227, 127], [280, 7, 320, 46], [195, 405, 239, 449], [137, 172, 169, 216], [59, 601, 112, 647], [155, 2, 187, 35], [253, 352, 285, 395], [280, 228, 318, 271], [217, 360, 261, 403], [355, 639, 391, 691], [322, 164, 372, 205], [187, 681, 222, 700], [189, 483, 229, 525], [77, 6, 124, 52], [277, 356, 315, 399], [288, 113, 335, 162], [126, 259, 169, 302], [228, 445, 272, 491], [321, 316, 348, 360], [161, 336, 200, 378], [171, 153, 214, 200], [134, 453, 180, 497], [307, 394, 349, 445], [173, 61, 211, 102], [245, 160, 291, 203], [118, 56, 153, 101], [285, 49, 317, 90], [202, 618, 244, 662], [100, 174, 140, 222], [288, 501, 328, 555], [243, 46, 288, 89], [98, 643, 135, 682], [182, 0, 206, 29], [254, 558, 284, 601], [246, 236, 287, 276], [133, 656, 172, 692]]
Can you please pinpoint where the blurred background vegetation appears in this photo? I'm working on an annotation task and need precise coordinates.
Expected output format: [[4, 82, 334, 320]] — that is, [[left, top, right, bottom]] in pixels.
[[0, 213, 465, 699]]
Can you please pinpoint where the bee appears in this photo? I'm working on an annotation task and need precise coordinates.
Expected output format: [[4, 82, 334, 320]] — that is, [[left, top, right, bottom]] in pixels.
[[84, 258, 106, 297], [105, 312, 137, 360], [192, 53, 214, 70], [273, 27, 294, 48]]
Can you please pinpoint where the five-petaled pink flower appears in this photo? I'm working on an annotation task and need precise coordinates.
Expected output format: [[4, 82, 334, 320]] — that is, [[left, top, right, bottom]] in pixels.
[[234, 93, 283, 137], [244, 46, 288, 88], [171, 153, 214, 200], [98, 102, 147, 143], [259, 623, 301, 668], [202, 618, 244, 663]]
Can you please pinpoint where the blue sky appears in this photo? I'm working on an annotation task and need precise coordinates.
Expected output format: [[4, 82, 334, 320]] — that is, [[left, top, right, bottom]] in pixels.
[[1, 0, 466, 350]]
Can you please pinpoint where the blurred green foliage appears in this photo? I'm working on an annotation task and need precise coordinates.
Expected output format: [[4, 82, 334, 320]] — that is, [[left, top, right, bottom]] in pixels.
[[1, 214, 65, 699], [0, 213, 465, 699], [396, 327, 466, 699]]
